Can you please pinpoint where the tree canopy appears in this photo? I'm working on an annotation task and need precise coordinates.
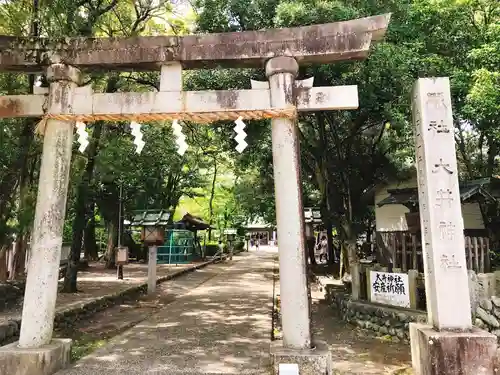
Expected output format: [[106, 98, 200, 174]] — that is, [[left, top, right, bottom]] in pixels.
[[0, 0, 497, 284]]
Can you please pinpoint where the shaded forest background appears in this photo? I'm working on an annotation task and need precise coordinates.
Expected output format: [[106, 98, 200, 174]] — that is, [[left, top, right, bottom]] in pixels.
[[0, 0, 498, 290]]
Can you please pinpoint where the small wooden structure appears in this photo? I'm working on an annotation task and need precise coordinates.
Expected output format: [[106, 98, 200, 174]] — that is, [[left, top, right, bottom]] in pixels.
[[372, 178, 499, 274], [376, 231, 490, 274], [130, 210, 210, 264], [245, 218, 274, 245]]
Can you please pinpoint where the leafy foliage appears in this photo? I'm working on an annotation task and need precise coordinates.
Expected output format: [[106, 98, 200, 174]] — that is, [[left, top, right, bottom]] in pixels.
[[0, 0, 498, 284]]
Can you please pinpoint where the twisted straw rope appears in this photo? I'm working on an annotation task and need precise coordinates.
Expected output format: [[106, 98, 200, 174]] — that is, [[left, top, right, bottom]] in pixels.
[[43, 108, 297, 123]]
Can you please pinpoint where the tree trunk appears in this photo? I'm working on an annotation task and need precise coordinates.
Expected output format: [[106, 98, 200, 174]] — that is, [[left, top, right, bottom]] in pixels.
[[105, 219, 118, 269], [339, 243, 349, 278], [63, 122, 103, 293], [0, 246, 8, 282], [486, 137, 498, 178], [10, 234, 26, 280], [346, 238, 360, 300], [366, 221, 372, 243], [323, 214, 335, 264], [306, 236, 317, 265], [207, 159, 217, 241], [11, 6, 39, 278], [456, 120, 475, 179], [316, 112, 336, 264], [63, 184, 86, 293], [84, 211, 98, 260]]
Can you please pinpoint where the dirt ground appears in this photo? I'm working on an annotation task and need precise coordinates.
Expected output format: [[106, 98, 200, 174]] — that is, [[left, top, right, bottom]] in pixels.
[[0, 261, 198, 322], [312, 299, 412, 375], [52, 264, 207, 361], [310, 269, 413, 375], [55, 298, 160, 361]]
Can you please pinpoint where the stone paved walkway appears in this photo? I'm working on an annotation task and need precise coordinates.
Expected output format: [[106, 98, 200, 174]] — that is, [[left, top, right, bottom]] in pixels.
[[57, 250, 275, 375]]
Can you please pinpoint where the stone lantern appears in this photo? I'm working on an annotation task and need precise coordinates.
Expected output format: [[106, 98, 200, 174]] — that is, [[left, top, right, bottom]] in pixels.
[[224, 228, 237, 260], [131, 209, 172, 293]]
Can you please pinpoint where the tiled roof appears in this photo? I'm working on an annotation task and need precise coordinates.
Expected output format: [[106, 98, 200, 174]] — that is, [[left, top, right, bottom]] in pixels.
[[377, 180, 497, 207], [130, 210, 172, 226]]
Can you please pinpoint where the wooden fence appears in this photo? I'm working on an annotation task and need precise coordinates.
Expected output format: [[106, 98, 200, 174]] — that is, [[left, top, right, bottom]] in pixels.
[[2, 243, 70, 279], [376, 231, 490, 274]]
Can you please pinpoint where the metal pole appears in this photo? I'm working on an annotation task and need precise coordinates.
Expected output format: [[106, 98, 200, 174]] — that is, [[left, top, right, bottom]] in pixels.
[[117, 182, 123, 280], [118, 182, 123, 247], [168, 230, 173, 265]]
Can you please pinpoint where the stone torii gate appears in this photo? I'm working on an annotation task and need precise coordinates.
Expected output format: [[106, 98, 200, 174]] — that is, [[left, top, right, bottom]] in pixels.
[[0, 15, 391, 375]]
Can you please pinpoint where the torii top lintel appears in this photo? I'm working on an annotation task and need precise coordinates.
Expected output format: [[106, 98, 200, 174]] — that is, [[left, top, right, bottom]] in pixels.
[[0, 14, 390, 73]]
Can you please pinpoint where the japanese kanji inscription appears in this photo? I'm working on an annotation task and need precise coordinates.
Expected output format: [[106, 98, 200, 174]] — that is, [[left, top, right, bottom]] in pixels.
[[412, 77, 472, 330]]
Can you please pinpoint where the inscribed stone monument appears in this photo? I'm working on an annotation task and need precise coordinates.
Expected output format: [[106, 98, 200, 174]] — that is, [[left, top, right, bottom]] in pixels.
[[413, 77, 472, 330]]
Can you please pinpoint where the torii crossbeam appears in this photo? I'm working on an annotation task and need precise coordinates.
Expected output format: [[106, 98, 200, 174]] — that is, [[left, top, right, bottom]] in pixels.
[[0, 14, 389, 71], [0, 13, 390, 375], [0, 80, 358, 122]]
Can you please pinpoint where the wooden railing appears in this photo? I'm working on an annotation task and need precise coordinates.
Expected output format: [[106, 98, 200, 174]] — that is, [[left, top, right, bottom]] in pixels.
[[374, 232, 393, 269], [3, 243, 71, 280], [376, 231, 490, 273]]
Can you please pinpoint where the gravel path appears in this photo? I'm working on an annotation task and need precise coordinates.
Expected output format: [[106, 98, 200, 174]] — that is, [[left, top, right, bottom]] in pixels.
[[57, 250, 275, 375]]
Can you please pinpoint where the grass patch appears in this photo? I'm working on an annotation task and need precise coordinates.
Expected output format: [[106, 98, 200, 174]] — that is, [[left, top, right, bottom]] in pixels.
[[70, 333, 108, 362], [392, 367, 413, 375], [378, 334, 395, 343], [55, 327, 113, 362]]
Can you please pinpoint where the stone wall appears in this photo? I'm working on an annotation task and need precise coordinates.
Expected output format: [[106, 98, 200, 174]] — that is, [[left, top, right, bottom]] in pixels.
[[327, 284, 500, 344], [0, 258, 217, 346], [327, 271, 500, 344], [326, 285, 427, 343], [474, 296, 500, 338], [0, 282, 147, 346], [0, 281, 25, 311]]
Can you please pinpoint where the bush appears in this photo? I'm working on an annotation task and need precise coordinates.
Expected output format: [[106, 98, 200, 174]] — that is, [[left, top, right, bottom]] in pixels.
[[203, 240, 245, 256], [204, 243, 220, 256]]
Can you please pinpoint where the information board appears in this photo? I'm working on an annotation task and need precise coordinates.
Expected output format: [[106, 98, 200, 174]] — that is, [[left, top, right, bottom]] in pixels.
[[369, 270, 410, 308]]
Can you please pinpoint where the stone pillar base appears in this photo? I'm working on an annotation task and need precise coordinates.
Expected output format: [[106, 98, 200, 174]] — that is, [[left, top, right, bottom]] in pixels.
[[270, 340, 331, 375], [410, 323, 498, 375], [0, 338, 71, 375]]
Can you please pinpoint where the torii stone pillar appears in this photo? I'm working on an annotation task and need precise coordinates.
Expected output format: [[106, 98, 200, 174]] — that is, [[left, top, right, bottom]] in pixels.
[[0, 64, 75, 374], [266, 57, 311, 349], [267, 56, 332, 375], [409, 78, 497, 375], [19, 64, 78, 348], [0, 16, 391, 375]]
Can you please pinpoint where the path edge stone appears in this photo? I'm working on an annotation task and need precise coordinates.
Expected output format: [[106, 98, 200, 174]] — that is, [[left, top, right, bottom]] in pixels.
[[0, 258, 218, 346]]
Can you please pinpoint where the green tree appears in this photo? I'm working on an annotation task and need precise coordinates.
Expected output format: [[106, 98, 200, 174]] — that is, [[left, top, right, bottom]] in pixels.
[[189, 0, 499, 281]]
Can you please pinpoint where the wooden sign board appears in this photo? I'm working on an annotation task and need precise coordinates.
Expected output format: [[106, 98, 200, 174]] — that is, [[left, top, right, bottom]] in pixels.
[[116, 246, 129, 265], [279, 364, 299, 375], [368, 270, 410, 308]]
